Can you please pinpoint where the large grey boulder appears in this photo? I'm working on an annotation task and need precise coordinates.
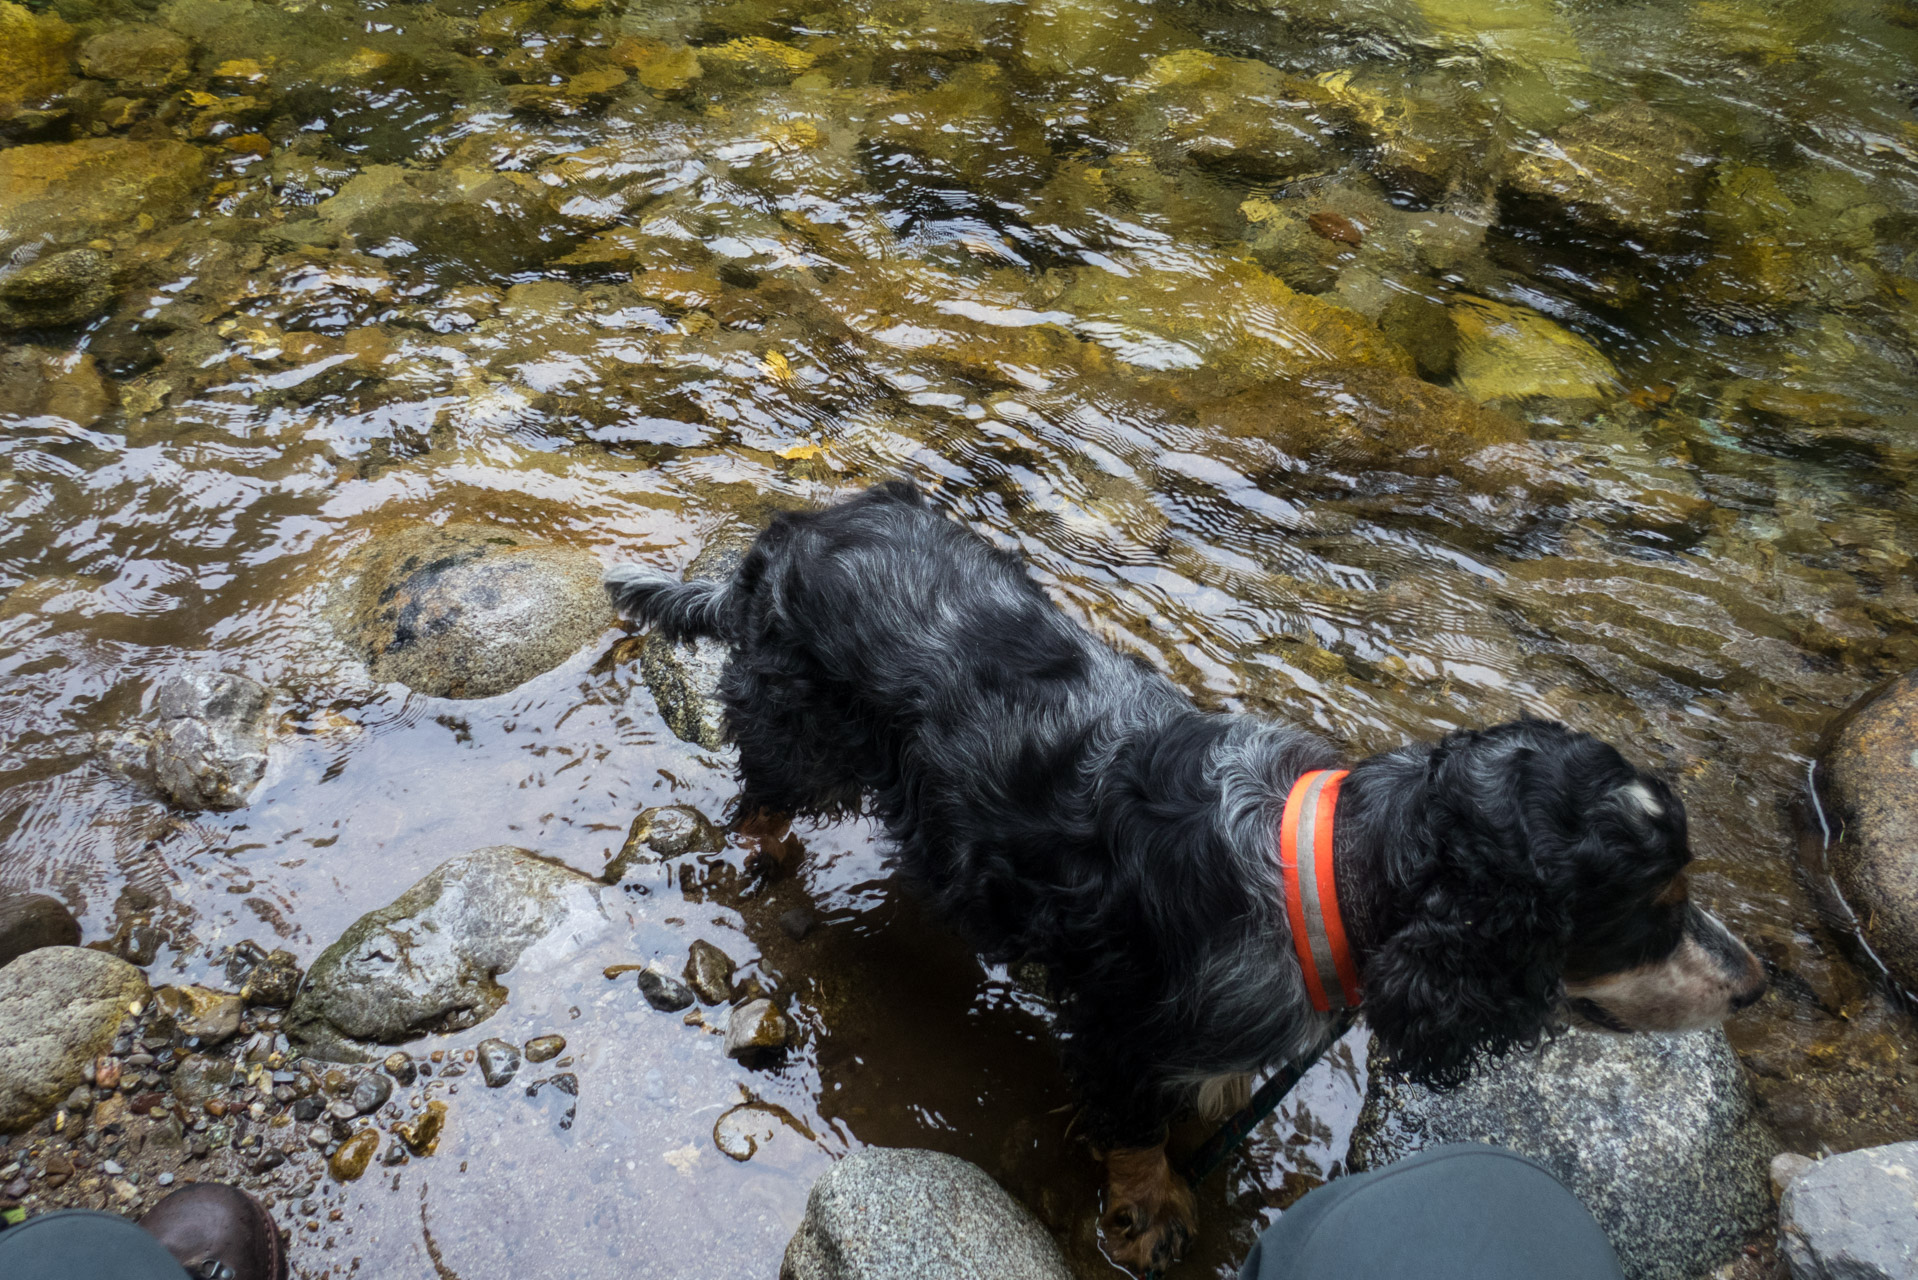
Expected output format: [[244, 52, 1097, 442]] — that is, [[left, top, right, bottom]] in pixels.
[[1780, 1142, 1918, 1280], [0, 947, 149, 1133], [1349, 1029, 1776, 1280], [781, 1148, 1071, 1280], [288, 845, 615, 1057], [1807, 672, 1918, 999], [329, 523, 613, 700], [637, 542, 743, 750], [0, 892, 81, 969], [103, 671, 272, 811]]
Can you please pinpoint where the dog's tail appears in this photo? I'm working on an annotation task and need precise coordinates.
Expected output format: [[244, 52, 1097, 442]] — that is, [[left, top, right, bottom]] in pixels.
[[604, 564, 730, 642]]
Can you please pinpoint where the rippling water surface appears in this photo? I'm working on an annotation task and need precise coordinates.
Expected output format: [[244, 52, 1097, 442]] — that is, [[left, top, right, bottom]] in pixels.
[[1, 0, 1916, 1269]]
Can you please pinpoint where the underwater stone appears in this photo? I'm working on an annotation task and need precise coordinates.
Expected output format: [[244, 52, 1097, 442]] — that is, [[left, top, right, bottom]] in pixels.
[[0, 249, 116, 333], [0, 140, 208, 258], [1113, 50, 1334, 182], [0, 2, 73, 111], [0, 893, 81, 969], [1501, 101, 1713, 242], [723, 998, 794, 1060], [477, 1038, 521, 1088], [76, 24, 193, 90], [638, 965, 695, 1013], [1448, 296, 1620, 404], [288, 846, 614, 1054], [103, 671, 271, 812], [683, 940, 737, 1006], [328, 522, 612, 700]]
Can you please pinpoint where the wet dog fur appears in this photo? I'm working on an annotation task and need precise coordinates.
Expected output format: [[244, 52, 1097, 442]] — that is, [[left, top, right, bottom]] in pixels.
[[606, 482, 1767, 1272]]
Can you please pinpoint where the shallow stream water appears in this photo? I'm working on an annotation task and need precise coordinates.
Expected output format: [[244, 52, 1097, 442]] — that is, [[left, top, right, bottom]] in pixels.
[[1, 0, 1916, 1270]]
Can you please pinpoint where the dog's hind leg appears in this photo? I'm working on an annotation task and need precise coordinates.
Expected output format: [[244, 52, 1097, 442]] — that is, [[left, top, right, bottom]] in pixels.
[[604, 565, 730, 642]]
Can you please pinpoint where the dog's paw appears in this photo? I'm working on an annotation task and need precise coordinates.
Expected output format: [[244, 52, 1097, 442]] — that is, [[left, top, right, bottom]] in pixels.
[[1100, 1146, 1197, 1273]]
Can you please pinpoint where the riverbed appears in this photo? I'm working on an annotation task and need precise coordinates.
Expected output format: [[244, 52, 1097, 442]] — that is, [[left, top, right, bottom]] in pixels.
[[1, 0, 1915, 1271]]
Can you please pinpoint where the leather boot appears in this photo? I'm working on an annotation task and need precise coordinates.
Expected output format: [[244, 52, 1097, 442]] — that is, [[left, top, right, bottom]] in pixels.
[[138, 1183, 285, 1280]]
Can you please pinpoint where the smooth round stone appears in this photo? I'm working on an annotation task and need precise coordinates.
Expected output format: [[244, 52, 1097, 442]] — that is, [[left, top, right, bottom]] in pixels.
[[638, 966, 694, 1013], [328, 1128, 380, 1181], [683, 939, 736, 1006], [327, 523, 613, 700], [523, 1034, 565, 1063], [0, 948, 148, 1133], [0, 892, 81, 969], [350, 1072, 393, 1115]]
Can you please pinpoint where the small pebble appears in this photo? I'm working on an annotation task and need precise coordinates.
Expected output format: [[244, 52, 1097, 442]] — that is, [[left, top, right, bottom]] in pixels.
[[102, 1160, 126, 1175], [326, 1100, 357, 1121], [778, 908, 815, 940], [683, 940, 736, 1005], [476, 1038, 520, 1088], [382, 1051, 417, 1086], [523, 1035, 565, 1063], [350, 1073, 393, 1115], [157, 1172, 175, 1186], [638, 966, 695, 1013]]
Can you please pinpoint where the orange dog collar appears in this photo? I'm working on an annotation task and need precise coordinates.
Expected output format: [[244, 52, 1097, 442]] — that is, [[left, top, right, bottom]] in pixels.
[[1279, 769, 1360, 1012]]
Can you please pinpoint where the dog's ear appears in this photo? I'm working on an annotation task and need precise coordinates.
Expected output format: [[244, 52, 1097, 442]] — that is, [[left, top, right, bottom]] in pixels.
[[1362, 726, 1577, 1088]]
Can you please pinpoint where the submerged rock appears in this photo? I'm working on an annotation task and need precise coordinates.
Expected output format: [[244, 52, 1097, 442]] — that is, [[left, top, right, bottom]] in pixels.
[[1113, 50, 1335, 182], [1448, 296, 1620, 404], [288, 845, 615, 1055], [329, 523, 613, 700], [713, 1100, 810, 1162], [103, 671, 271, 812], [1779, 1140, 1918, 1280], [638, 542, 743, 750], [477, 1037, 521, 1087], [0, 249, 116, 333], [0, 892, 81, 969], [329, 1128, 380, 1181], [75, 24, 194, 91], [350, 1071, 392, 1114], [724, 998, 795, 1060], [0, 2, 73, 111], [314, 165, 570, 279], [0, 947, 148, 1133], [153, 984, 244, 1045], [1349, 1029, 1776, 1280], [683, 939, 738, 1005], [1807, 673, 1918, 998], [638, 965, 695, 1013], [238, 949, 303, 1007], [0, 139, 208, 257], [781, 1148, 1072, 1280], [1501, 101, 1713, 242], [523, 1034, 565, 1062]]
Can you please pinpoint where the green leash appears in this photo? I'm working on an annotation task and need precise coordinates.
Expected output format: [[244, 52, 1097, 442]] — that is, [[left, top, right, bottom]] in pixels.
[[1142, 1011, 1357, 1280]]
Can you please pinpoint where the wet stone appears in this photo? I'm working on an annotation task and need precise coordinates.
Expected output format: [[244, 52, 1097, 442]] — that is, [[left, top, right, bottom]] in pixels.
[[637, 541, 744, 751], [1350, 1029, 1775, 1280], [1779, 1141, 1918, 1280], [328, 523, 613, 700], [75, 24, 194, 90], [1113, 50, 1334, 182], [239, 950, 303, 1007], [0, 948, 148, 1133], [522, 1035, 565, 1063], [1808, 672, 1918, 998], [0, 892, 81, 969], [723, 998, 795, 1061], [0, 250, 117, 333], [102, 672, 271, 813], [476, 1038, 520, 1088], [0, 2, 73, 112], [630, 806, 723, 859], [683, 940, 737, 1005], [395, 1099, 446, 1155], [153, 985, 244, 1046], [328, 1128, 380, 1181], [289, 845, 613, 1052], [1501, 100, 1714, 242], [712, 1101, 808, 1162], [0, 139, 208, 258], [782, 1148, 1072, 1280], [779, 908, 816, 941], [168, 1055, 234, 1110], [639, 965, 696, 1013], [349, 1072, 392, 1115], [382, 1051, 417, 1085]]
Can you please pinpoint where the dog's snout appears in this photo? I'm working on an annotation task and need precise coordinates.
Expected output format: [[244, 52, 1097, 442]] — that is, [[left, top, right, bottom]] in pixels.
[[1730, 975, 1767, 1011]]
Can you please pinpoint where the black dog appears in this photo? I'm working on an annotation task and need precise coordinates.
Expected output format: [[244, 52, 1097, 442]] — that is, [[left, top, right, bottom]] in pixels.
[[606, 482, 1766, 1272]]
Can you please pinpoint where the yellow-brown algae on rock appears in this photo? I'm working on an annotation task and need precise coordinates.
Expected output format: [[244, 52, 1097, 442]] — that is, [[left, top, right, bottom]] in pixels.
[[395, 1099, 447, 1155], [328, 1128, 380, 1181]]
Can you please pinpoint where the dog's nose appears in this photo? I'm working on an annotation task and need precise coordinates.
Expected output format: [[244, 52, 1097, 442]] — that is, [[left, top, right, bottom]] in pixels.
[[1730, 956, 1768, 1011], [1730, 980, 1766, 1011]]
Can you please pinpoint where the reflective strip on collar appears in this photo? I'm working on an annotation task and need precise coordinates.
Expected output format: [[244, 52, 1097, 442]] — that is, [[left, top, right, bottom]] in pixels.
[[1278, 768, 1358, 1012]]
